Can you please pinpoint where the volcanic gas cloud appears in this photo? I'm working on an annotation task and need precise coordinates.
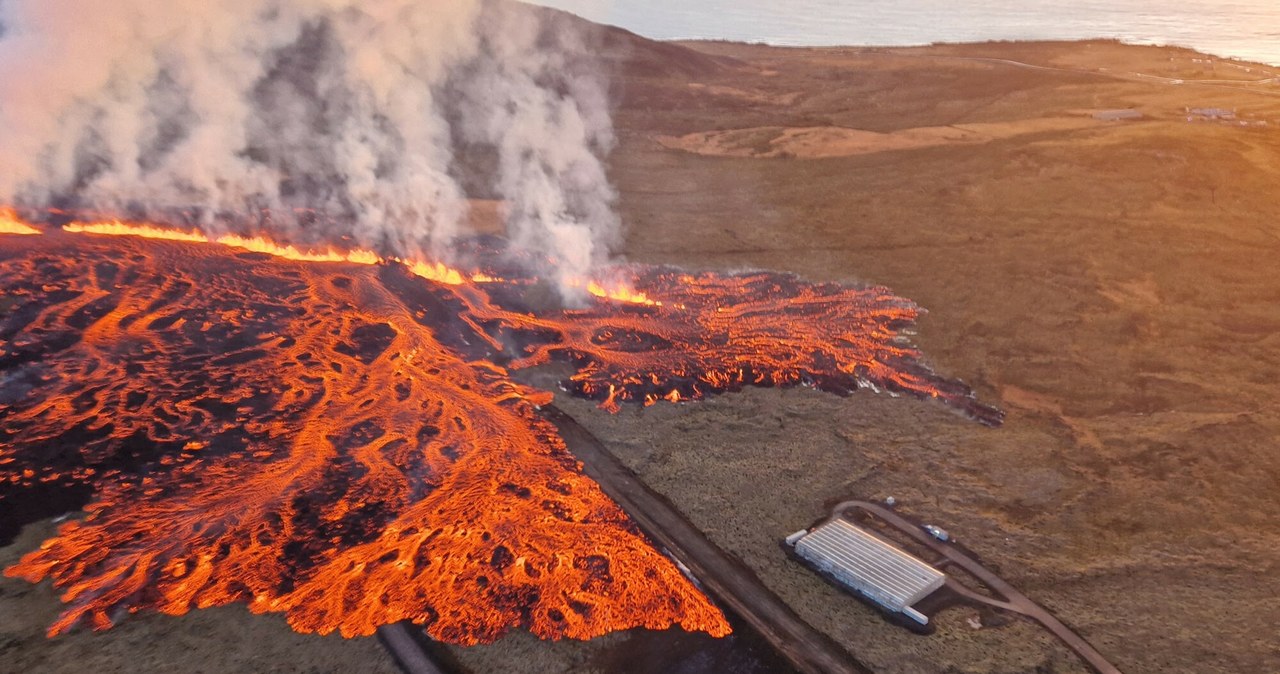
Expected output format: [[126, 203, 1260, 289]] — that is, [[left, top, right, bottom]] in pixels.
[[0, 0, 619, 292], [0, 0, 1000, 648]]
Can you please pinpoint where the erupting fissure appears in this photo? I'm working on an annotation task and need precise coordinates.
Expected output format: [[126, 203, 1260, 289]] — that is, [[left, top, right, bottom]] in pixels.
[[0, 212, 1000, 645], [46, 218, 653, 304], [0, 208, 41, 236]]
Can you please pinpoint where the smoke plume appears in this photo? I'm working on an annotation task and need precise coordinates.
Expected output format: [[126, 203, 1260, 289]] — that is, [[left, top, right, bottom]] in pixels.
[[0, 0, 620, 289]]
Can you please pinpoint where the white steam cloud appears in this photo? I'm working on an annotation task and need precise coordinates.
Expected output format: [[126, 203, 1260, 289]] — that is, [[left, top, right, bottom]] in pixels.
[[0, 0, 620, 287]]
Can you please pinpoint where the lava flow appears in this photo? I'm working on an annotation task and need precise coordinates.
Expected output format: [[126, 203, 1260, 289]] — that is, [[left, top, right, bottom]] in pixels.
[[0, 215, 1000, 645], [0, 208, 41, 236]]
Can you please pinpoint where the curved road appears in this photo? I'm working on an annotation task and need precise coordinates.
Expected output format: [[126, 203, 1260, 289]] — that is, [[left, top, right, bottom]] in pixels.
[[834, 501, 1122, 674]]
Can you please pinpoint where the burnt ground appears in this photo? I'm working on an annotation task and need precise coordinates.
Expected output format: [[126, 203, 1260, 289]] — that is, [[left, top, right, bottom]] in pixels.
[[4, 29, 1280, 674]]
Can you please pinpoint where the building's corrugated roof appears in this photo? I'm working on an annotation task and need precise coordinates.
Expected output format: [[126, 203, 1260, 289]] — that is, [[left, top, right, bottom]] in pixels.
[[1093, 109, 1143, 120], [794, 518, 944, 610]]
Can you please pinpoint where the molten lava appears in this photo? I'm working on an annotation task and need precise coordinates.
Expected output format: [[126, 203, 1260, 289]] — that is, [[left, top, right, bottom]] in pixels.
[[63, 220, 385, 265], [0, 214, 1000, 644], [0, 208, 41, 235]]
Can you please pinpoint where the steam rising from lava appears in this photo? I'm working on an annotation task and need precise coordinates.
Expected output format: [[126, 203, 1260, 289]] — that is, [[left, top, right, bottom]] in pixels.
[[0, 0, 618, 289]]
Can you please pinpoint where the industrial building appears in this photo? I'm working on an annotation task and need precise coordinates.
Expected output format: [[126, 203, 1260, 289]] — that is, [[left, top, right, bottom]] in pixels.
[[1186, 106, 1237, 120], [786, 518, 945, 625], [1093, 109, 1143, 121]]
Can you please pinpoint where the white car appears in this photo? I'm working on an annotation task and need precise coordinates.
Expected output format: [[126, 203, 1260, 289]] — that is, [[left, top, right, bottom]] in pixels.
[[923, 524, 950, 542]]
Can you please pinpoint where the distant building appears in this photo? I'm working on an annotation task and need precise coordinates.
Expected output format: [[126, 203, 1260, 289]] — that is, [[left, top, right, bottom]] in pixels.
[[1187, 107, 1237, 120], [1093, 109, 1143, 121], [786, 518, 945, 625]]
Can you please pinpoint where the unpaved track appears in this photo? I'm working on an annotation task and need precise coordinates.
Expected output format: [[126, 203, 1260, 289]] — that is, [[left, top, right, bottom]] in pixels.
[[378, 624, 451, 674], [838, 502, 1122, 674]]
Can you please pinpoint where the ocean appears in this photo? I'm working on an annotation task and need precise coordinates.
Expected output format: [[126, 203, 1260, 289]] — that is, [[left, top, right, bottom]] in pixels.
[[532, 0, 1280, 66]]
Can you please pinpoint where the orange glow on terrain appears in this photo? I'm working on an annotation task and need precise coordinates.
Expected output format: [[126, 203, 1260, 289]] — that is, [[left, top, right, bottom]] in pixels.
[[0, 213, 999, 644], [63, 220, 208, 242], [63, 220, 384, 265], [0, 209, 41, 235], [586, 281, 660, 306]]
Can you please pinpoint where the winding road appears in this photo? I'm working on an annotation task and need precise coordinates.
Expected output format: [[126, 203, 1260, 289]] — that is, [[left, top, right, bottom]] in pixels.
[[834, 501, 1122, 674]]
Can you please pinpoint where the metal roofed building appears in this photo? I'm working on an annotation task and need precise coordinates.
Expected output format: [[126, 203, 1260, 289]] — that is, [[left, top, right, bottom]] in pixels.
[[1093, 109, 1143, 121], [786, 518, 945, 625], [1187, 107, 1236, 120]]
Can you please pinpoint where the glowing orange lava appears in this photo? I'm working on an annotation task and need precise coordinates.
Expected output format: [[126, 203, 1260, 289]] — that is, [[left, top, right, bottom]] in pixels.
[[576, 279, 661, 306], [469, 271, 1002, 422], [63, 220, 208, 242], [0, 209, 42, 235], [0, 231, 727, 642], [403, 259, 492, 286], [0, 212, 999, 644], [214, 234, 381, 265], [62, 220, 384, 266]]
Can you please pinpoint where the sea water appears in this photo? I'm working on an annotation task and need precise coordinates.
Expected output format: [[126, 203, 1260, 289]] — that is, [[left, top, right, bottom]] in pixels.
[[533, 0, 1280, 66]]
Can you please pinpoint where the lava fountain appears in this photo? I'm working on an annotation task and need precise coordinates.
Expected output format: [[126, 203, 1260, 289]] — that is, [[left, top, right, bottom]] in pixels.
[[0, 215, 1000, 644]]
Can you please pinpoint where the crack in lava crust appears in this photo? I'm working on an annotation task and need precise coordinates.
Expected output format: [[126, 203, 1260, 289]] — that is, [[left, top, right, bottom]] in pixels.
[[0, 222, 999, 643]]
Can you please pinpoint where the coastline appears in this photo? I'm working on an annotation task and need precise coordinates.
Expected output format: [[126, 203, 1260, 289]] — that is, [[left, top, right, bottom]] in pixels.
[[529, 0, 1280, 67], [672, 37, 1280, 69]]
